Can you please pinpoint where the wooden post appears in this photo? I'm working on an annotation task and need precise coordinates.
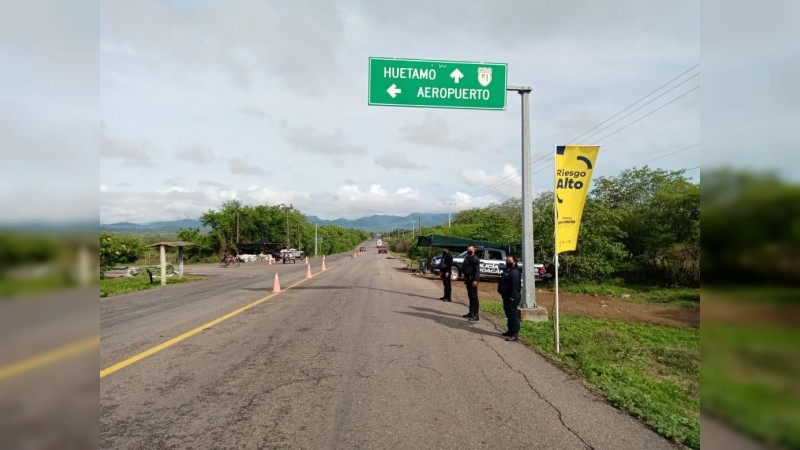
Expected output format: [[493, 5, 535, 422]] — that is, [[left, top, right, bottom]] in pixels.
[[159, 244, 167, 286]]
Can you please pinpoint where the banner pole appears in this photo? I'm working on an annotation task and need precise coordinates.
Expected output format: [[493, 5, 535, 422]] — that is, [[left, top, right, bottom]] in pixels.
[[555, 255, 560, 354], [554, 147, 561, 354]]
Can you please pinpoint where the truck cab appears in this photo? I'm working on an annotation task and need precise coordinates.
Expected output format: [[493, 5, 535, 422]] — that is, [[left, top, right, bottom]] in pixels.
[[446, 247, 550, 282]]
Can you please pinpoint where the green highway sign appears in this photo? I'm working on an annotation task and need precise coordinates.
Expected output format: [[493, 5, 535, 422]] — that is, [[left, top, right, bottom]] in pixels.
[[368, 57, 507, 110]]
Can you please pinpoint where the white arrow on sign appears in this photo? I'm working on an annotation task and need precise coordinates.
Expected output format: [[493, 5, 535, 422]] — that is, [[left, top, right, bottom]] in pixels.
[[386, 83, 402, 98], [450, 68, 464, 83]]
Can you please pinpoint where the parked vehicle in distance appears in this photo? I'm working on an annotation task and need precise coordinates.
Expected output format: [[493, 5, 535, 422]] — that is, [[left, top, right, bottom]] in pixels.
[[438, 247, 551, 282], [279, 248, 304, 263], [377, 246, 388, 254]]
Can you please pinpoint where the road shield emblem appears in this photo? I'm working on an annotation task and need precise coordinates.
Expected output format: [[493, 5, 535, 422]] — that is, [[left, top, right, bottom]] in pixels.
[[478, 67, 492, 87]]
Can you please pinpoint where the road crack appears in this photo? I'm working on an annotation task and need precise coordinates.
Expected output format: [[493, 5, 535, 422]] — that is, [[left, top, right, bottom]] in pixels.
[[416, 354, 442, 376], [478, 332, 594, 449]]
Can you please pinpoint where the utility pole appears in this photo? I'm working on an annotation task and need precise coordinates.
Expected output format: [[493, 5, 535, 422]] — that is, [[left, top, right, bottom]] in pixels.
[[411, 221, 415, 237], [314, 222, 318, 257], [508, 85, 537, 310], [285, 203, 293, 248], [236, 210, 240, 244], [443, 202, 455, 227]]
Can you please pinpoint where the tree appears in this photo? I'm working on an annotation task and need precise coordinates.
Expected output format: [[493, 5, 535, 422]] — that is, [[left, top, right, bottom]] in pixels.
[[176, 227, 216, 262], [532, 192, 626, 281], [100, 232, 145, 274], [591, 167, 699, 285], [702, 170, 800, 284], [198, 201, 369, 257]]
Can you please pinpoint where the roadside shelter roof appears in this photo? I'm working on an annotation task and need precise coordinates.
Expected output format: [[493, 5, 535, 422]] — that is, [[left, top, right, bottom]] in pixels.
[[147, 241, 194, 248]]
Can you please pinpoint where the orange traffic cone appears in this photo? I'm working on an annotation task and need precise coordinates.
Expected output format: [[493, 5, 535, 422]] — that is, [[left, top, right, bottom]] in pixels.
[[272, 272, 281, 293], [268, 257, 273, 266], [305, 264, 313, 279], [304, 256, 309, 265], [321, 258, 327, 271]]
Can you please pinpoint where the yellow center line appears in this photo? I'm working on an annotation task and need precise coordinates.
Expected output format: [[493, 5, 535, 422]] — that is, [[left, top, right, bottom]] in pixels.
[[0, 336, 100, 381], [100, 265, 335, 379]]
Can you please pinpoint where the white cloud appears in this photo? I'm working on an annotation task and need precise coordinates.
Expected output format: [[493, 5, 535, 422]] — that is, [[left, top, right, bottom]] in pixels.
[[100, 131, 155, 167], [394, 187, 419, 198], [239, 106, 269, 118], [100, 184, 108, 192], [163, 177, 185, 187], [399, 113, 450, 146], [450, 191, 497, 209], [459, 164, 522, 198], [229, 157, 267, 175], [285, 126, 365, 155], [175, 144, 216, 164], [373, 150, 424, 171], [101, 1, 349, 93], [241, 185, 309, 206], [398, 112, 476, 150]]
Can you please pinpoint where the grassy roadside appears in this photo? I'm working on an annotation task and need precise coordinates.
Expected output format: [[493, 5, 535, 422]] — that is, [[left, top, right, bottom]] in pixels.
[[547, 281, 699, 308], [0, 276, 76, 298], [701, 288, 800, 448], [702, 322, 800, 448], [480, 300, 700, 448], [100, 276, 201, 297]]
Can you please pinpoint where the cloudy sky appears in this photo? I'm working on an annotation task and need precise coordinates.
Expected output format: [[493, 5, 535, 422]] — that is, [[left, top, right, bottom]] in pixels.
[[99, 0, 700, 224]]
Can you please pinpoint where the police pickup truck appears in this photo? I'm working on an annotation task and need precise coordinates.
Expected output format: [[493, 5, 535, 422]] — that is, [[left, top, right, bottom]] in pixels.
[[278, 248, 305, 263], [434, 247, 550, 282]]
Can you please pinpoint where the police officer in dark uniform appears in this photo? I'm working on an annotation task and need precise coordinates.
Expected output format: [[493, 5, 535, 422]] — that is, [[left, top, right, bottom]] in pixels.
[[461, 245, 480, 321], [498, 254, 522, 341], [439, 248, 453, 301]]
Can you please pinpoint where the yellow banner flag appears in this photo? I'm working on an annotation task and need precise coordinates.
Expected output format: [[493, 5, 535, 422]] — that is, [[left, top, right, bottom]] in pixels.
[[555, 145, 600, 254]]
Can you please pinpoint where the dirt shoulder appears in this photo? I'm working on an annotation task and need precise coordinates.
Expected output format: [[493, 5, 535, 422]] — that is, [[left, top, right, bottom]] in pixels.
[[414, 272, 699, 328]]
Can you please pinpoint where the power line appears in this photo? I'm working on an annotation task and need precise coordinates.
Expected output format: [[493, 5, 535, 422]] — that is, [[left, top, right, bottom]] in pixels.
[[567, 63, 700, 143], [468, 174, 520, 197], [629, 143, 699, 167], [591, 85, 699, 143], [577, 73, 699, 144], [462, 166, 522, 198], [464, 65, 701, 202], [462, 154, 557, 198], [528, 84, 700, 178]]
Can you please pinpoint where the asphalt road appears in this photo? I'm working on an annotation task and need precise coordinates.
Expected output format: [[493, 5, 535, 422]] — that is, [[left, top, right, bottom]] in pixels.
[[100, 242, 675, 449], [0, 288, 98, 450]]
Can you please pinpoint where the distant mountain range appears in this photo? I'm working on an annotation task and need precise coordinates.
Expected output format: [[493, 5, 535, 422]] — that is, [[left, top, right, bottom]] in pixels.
[[307, 213, 450, 231], [100, 219, 208, 235], [100, 213, 450, 235]]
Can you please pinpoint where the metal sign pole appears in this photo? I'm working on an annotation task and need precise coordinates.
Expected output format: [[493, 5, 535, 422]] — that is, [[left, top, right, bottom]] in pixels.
[[509, 85, 536, 309]]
